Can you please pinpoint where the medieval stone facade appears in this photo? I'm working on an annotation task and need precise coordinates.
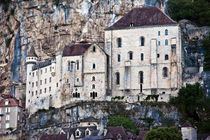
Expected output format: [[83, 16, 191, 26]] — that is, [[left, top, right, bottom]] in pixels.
[[26, 7, 183, 114]]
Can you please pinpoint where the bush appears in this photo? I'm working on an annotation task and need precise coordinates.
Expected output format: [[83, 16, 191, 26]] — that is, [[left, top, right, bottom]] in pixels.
[[144, 127, 182, 140], [202, 33, 210, 71]]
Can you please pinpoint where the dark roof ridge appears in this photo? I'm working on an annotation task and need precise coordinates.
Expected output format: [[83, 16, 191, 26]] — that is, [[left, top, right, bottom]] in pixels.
[[27, 46, 38, 57]]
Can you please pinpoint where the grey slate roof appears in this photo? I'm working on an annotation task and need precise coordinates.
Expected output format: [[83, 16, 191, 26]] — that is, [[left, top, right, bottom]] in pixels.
[[27, 46, 38, 57]]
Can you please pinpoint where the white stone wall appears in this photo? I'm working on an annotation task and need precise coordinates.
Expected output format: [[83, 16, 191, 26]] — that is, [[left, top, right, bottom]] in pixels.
[[181, 127, 197, 140], [105, 24, 182, 98]]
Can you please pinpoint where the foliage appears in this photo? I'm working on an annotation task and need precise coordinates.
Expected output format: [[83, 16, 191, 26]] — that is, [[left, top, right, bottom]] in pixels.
[[7, 127, 14, 131], [144, 127, 182, 140], [21, 94, 26, 102], [170, 83, 210, 133], [0, 86, 6, 93], [145, 95, 159, 102], [167, 0, 210, 26], [5, 37, 12, 48], [107, 115, 137, 134], [202, 33, 210, 71]]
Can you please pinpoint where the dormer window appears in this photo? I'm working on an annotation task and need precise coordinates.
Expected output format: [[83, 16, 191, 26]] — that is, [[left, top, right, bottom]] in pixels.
[[5, 99, 9, 105], [85, 129, 90, 136], [75, 130, 80, 137]]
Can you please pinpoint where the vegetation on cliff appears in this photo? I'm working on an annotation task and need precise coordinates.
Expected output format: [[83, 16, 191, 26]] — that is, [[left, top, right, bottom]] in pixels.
[[167, 0, 210, 26], [170, 83, 210, 133], [144, 127, 182, 140], [202, 33, 210, 71]]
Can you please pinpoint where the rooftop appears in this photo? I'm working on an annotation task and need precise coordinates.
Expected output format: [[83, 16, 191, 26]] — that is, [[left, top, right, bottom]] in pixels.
[[27, 46, 38, 57], [62, 43, 92, 57], [107, 6, 177, 30]]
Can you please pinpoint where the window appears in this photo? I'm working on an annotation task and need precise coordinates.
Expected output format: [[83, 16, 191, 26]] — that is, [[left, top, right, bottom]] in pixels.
[[45, 68, 47, 73], [163, 67, 168, 77], [6, 115, 10, 120], [165, 29, 168, 35], [158, 41, 160, 46], [157, 54, 160, 58], [158, 31, 160, 36], [68, 61, 71, 71], [32, 72, 34, 77], [165, 54, 169, 60], [41, 70, 43, 74], [92, 84, 95, 89], [93, 63, 96, 69], [117, 38, 122, 48], [118, 54, 121, 62], [5, 99, 8, 105], [40, 80, 42, 85], [32, 92, 34, 96], [44, 88, 46, 93], [36, 90, 38, 95], [139, 71, 143, 84], [5, 123, 9, 129], [76, 130, 80, 137], [140, 37, 145, 46], [49, 87, 51, 92], [92, 76, 95, 81], [32, 82, 34, 87], [165, 39, 168, 46], [56, 83, 58, 87], [116, 72, 120, 85], [128, 51, 133, 60], [93, 46, 96, 52], [86, 130, 90, 136], [5, 108, 10, 113], [45, 78, 47, 84], [77, 78, 79, 82], [36, 81, 38, 86], [0, 108, 1, 114], [141, 53, 144, 61], [49, 77, 51, 83], [76, 60, 79, 70], [50, 67, 52, 72], [40, 89, 42, 94]]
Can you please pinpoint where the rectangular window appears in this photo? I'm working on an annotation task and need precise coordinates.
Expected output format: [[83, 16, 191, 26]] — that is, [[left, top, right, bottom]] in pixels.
[[32, 72, 34, 77], [49, 87, 51, 92], [36, 81, 38, 86], [41, 70, 43, 74], [32, 82, 34, 87], [49, 77, 51, 83], [77, 60, 79, 70], [158, 31, 160, 36], [118, 54, 120, 62], [45, 78, 47, 84], [40, 89, 42, 94], [6, 115, 10, 120], [141, 53, 144, 61], [44, 88, 46, 93], [158, 41, 160, 46], [5, 123, 9, 129], [40, 80, 42, 85], [50, 67, 52, 72], [56, 83, 58, 87], [45, 68, 47, 73], [0, 108, 1, 114]]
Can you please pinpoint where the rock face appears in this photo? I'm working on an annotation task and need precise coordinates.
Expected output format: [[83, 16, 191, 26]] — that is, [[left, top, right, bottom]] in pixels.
[[0, 0, 166, 96], [23, 101, 180, 139]]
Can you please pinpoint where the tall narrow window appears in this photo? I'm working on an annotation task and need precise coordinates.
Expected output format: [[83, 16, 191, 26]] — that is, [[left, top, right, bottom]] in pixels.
[[68, 62, 71, 71], [76, 60, 79, 70], [158, 41, 161, 46], [165, 39, 168, 46], [139, 71, 143, 84], [92, 76, 95, 81], [140, 37, 145, 46], [165, 29, 168, 35], [116, 72, 120, 85], [128, 51, 133, 60], [117, 38, 122, 48], [93, 46, 96, 52], [92, 84, 95, 89], [163, 67, 168, 77], [118, 54, 121, 62], [165, 54, 169, 60], [93, 63, 96, 69], [141, 53, 144, 61], [158, 31, 160, 36]]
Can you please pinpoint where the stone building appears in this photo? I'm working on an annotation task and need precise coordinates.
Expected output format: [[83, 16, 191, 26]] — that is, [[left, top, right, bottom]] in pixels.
[[0, 95, 23, 134], [26, 6, 183, 113], [104, 7, 182, 100], [26, 43, 108, 113]]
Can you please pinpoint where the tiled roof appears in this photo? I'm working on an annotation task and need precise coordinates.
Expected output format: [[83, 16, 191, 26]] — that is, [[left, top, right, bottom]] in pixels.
[[137, 131, 147, 140], [32, 59, 52, 71], [182, 122, 193, 127], [80, 117, 99, 123], [40, 134, 68, 140], [27, 46, 38, 57], [0, 96, 19, 107], [105, 126, 128, 140], [62, 43, 91, 57], [107, 7, 176, 30]]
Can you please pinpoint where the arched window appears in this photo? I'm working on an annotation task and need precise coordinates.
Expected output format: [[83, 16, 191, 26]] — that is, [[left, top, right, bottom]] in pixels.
[[117, 38, 122, 48], [139, 71, 143, 84], [165, 54, 169, 60], [93, 63, 96, 69], [128, 51, 133, 60], [116, 72, 120, 85], [93, 46, 96, 52], [163, 67, 168, 77], [92, 84, 95, 89], [92, 76, 95, 81], [140, 53, 144, 61], [165, 29, 168, 35], [140, 37, 145, 46], [165, 39, 168, 46]]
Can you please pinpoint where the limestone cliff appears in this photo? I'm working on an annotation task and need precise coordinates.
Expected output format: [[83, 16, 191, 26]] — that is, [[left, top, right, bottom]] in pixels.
[[0, 0, 166, 96]]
